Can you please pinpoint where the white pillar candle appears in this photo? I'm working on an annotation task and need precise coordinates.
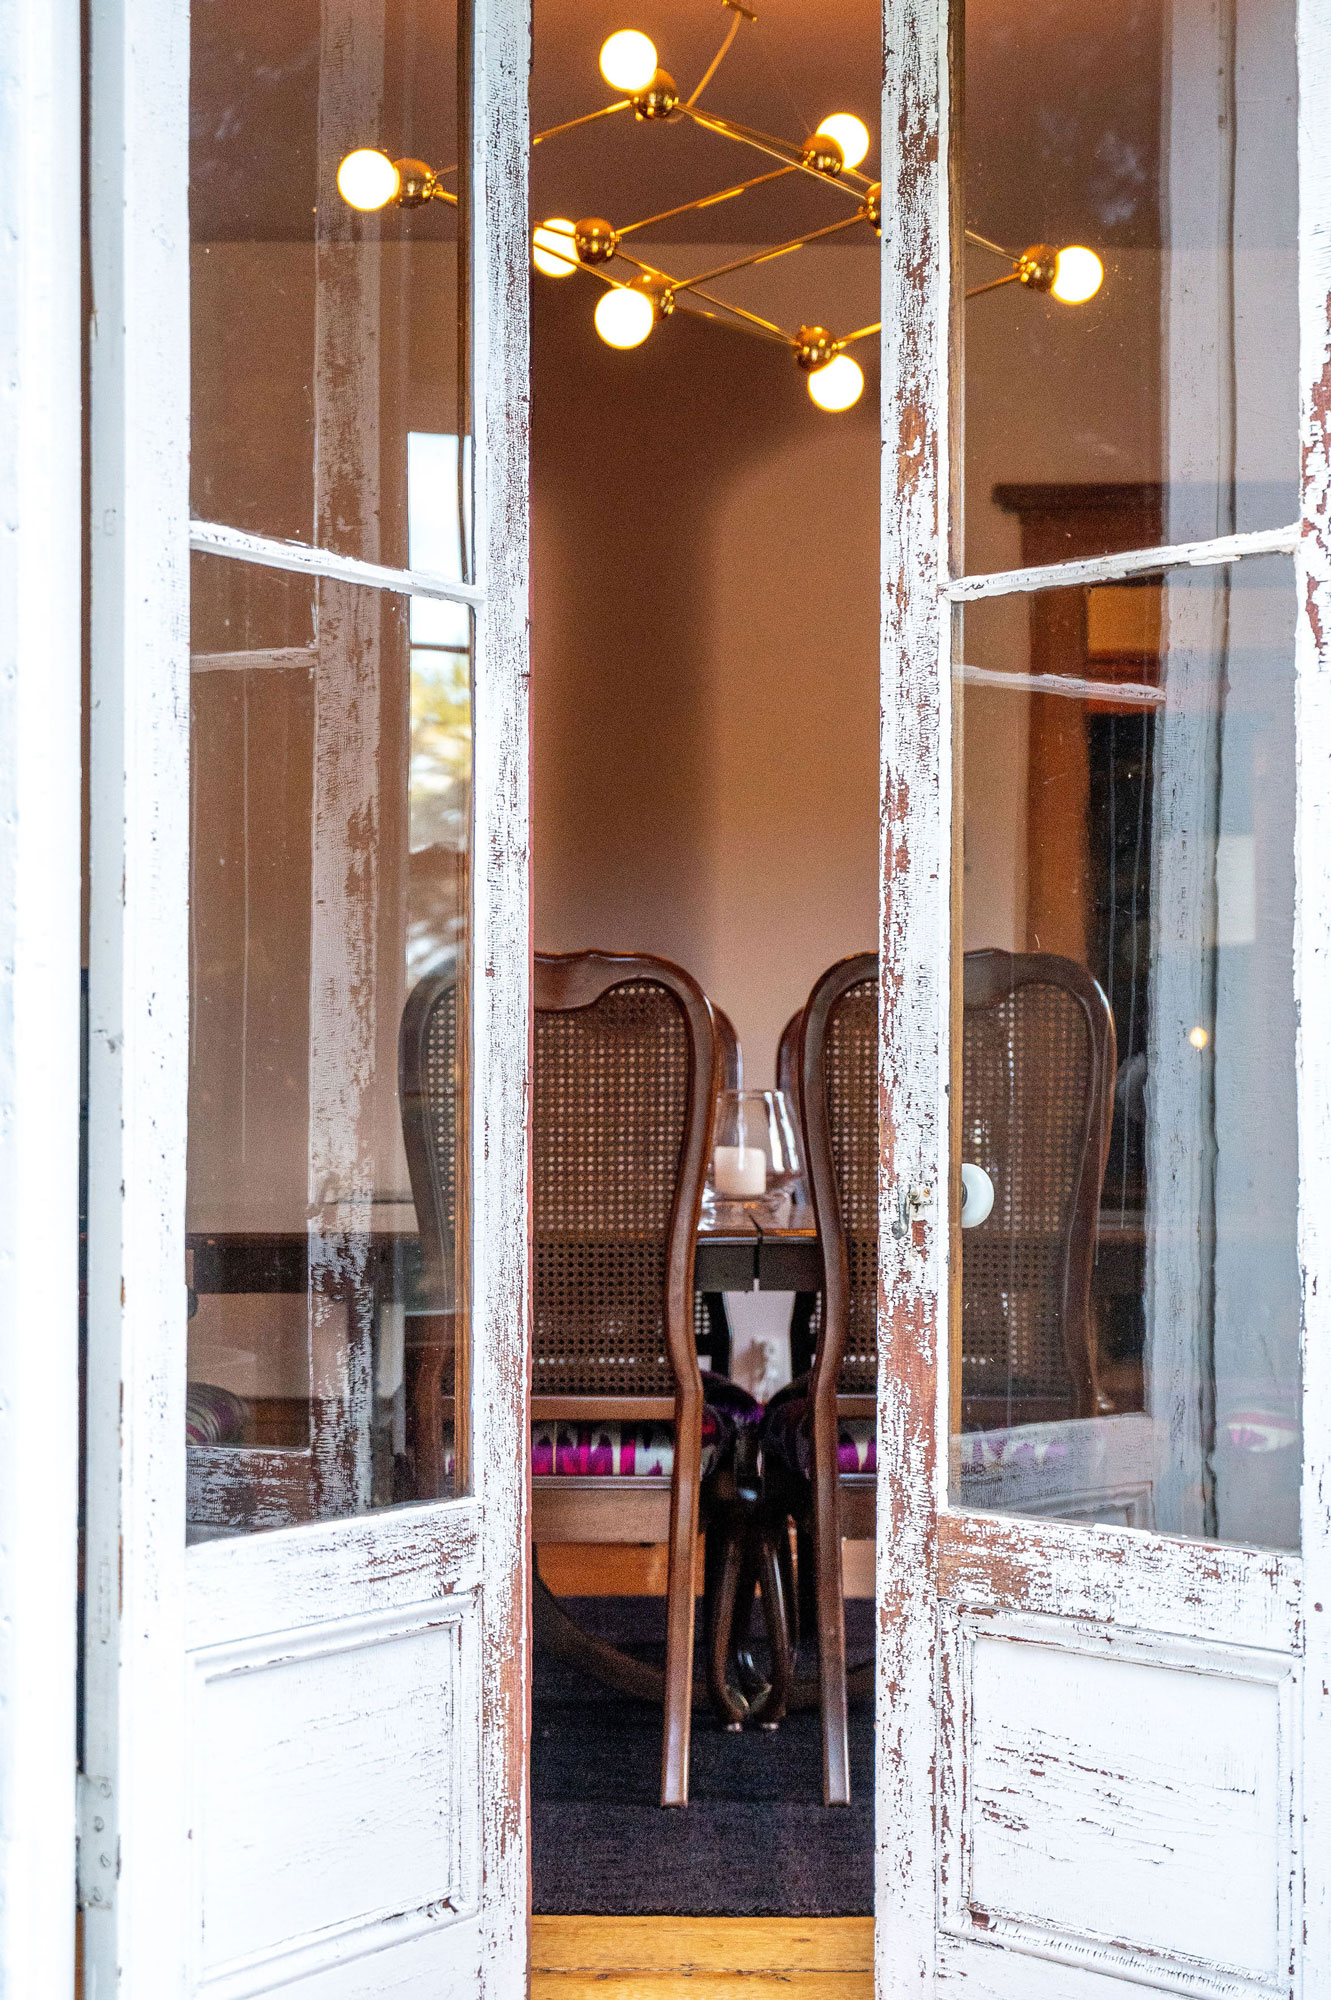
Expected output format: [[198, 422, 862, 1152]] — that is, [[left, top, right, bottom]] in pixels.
[[713, 1145, 767, 1197]]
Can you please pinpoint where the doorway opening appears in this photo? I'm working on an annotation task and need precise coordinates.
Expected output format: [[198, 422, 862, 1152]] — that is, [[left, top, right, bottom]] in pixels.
[[528, 0, 881, 1916]]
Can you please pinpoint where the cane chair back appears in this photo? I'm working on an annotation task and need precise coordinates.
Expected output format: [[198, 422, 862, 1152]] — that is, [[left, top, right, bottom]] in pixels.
[[532, 953, 717, 1401], [960, 949, 1116, 1424], [400, 963, 462, 1303], [695, 1008, 741, 1371], [800, 959, 879, 1396]]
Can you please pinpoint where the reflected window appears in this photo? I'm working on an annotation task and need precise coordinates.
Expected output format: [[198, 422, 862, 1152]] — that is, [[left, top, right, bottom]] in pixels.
[[952, 558, 1300, 1550]]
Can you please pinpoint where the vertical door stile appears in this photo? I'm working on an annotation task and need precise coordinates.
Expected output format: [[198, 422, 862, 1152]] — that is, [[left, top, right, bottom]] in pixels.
[[469, 0, 532, 1986], [877, 0, 949, 1985], [307, 0, 387, 1521], [85, 0, 191, 1988], [0, 0, 82, 1990], [1296, 0, 1331, 1970]]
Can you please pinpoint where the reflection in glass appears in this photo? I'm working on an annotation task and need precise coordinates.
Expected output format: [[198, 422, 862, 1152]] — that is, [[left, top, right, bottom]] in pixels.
[[189, 0, 467, 574], [186, 554, 472, 1539], [951, 558, 1299, 1550], [960, 0, 1297, 571]]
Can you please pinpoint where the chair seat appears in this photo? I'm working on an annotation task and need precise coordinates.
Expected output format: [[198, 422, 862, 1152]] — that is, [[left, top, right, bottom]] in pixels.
[[186, 1381, 249, 1447], [760, 1390, 876, 1481]]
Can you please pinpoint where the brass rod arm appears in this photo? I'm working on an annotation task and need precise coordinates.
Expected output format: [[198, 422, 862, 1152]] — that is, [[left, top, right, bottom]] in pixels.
[[964, 271, 1020, 298], [964, 227, 1017, 260], [839, 320, 882, 345], [616, 164, 796, 237], [680, 105, 871, 198], [687, 8, 745, 105], [431, 186, 459, 207], [674, 211, 862, 291], [672, 297, 789, 346], [533, 100, 630, 145], [684, 280, 793, 341]]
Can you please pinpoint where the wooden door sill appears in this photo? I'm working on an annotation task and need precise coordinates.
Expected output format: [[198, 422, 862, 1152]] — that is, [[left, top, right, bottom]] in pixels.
[[532, 1915, 874, 1996]]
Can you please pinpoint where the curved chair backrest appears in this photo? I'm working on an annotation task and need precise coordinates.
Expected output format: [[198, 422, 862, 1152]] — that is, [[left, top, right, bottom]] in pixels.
[[714, 1006, 742, 1093], [799, 956, 880, 1397], [533, 951, 718, 1400], [399, 961, 464, 1308], [960, 949, 1116, 1423]]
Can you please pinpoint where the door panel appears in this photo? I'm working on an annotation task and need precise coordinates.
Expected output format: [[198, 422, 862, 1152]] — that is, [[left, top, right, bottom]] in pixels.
[[876, 0, 1313, 1985], [940, 1616, 1297, 1994], [84, 0, 528, 1984]]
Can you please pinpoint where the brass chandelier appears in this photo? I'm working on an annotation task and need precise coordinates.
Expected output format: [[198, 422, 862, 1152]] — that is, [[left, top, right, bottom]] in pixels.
[[338, 1, 1105, 413]]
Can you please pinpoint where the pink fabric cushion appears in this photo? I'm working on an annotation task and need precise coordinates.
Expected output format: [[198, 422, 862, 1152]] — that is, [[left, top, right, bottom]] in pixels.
[[761, 1393, 876, 1480]]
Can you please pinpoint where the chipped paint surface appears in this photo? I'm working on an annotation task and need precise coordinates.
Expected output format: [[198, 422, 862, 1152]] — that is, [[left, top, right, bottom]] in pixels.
[[85, 0, 532, 1986], [878, 0, 1319, 1990], [876, 0, 949, 1988]]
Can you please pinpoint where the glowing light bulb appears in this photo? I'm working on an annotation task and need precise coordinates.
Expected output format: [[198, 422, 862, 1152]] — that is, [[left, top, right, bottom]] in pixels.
[[1052, 246, 1104, 304], [337, 148, 401, 212], [600, 30, 659, 92], [1189, 1025, 1210, 1050], [533, 218, 579, 276], [594, 285, 656, 349], [807, 353, 864, 412], [815, 114, 871, 170]]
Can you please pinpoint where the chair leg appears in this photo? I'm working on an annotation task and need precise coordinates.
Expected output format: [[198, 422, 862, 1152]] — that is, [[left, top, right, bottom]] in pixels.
[[705, 1522, 748, 1730], [754, 1529, 794, 1730], [660, 1407, 702, 1807], [813, 1456, 850, 1805]]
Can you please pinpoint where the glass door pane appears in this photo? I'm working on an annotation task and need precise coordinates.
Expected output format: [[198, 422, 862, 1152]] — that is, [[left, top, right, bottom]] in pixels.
[[950, 556, 1300, 1548], [186, 551, 472, 1537]]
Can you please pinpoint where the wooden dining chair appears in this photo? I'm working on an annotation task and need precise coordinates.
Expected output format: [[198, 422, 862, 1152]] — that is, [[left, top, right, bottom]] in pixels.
[[772, 947, 1117, 1804], [695, 1006, 741, 1376], [960, 948, 1117, 1428], [531, 950, 721, 1807]]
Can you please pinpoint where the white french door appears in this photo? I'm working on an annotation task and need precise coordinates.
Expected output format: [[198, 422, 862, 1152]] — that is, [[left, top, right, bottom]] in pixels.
[[876, 0, 1331, 1992], [82, 0, 530, 1992]]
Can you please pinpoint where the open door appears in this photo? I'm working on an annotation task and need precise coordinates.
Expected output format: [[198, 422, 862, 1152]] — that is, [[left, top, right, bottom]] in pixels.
[[82, 0, 530, 1990], [877, 0, 1330, 1990]]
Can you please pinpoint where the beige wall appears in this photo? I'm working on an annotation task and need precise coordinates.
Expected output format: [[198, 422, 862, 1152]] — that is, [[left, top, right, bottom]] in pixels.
[[532, 244, 881, 1085]]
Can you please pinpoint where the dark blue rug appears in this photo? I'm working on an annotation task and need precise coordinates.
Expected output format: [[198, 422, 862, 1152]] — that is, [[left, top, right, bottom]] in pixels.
[[531, 1595, 874, 1915]]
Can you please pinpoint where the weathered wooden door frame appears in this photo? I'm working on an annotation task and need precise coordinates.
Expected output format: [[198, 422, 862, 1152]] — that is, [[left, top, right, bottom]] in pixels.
[[81, 0, 531, 1990], [0, 0, 83, 1993], [874, 0, 1331, 1989]]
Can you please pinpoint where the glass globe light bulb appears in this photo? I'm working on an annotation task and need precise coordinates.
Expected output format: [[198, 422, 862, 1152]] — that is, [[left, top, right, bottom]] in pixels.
[[807, 353, 864, 412], [594, 285, 656, 349], [533, 218, 579, 277], [814, 114, 871, 170], [600, 30, 659, 92], [337, 149, 401, 212], [1052, 246, 1104, 304]]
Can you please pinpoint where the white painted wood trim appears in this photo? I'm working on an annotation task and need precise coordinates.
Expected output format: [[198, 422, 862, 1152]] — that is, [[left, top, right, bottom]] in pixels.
[[947, 523, 1300, 602], [955, 663, 1165, 707], [189, 518, 486, 606], [0, 0, 82, 1990], [468, 0, 532, 1990], [876, 0, 950, 1983], [939, 1513, 1302, 1657], [1295, 0, 1331, 1980], [83, 0, 191, 1987], [186, 1499, 483, 1649]]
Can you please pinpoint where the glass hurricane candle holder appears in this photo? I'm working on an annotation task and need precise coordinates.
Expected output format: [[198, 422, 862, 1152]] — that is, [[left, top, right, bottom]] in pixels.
[[707, 1089, 802, 1209]]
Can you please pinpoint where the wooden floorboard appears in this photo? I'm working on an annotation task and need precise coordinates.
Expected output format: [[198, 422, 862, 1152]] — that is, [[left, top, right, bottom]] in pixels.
[[531, 1916, 875, 1996]]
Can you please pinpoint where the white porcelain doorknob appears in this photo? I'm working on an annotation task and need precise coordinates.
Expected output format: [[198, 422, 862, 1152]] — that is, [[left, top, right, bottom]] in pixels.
[[959, 1161, 994, 1229]]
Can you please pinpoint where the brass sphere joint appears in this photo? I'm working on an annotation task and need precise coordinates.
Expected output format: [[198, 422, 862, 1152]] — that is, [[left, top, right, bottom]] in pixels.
[[631, 69, 681, 119], [639, 273, 676, 318], [1015, 243, 1059, 293], [794, 325, 839, 371], [574, 217, 620, 264], [801, 132, 846, 177], [862, 184, 882, 234], [394, 158, 440, 207]]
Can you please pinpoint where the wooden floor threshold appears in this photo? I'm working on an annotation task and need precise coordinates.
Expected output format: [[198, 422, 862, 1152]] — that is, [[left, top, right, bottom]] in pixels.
[[532, 1916, 874, 1997]]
